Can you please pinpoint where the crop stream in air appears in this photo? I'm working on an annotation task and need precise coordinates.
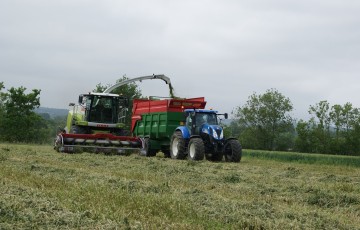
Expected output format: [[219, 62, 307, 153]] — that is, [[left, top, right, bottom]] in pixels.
[[168, 83, 176, 98]]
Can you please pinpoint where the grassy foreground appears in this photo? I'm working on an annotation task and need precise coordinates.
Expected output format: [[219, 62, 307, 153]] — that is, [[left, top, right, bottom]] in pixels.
[[0, 144, 360, 229]]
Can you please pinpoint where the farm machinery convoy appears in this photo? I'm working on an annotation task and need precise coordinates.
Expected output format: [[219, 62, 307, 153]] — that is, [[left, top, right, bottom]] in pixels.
[[54, 74, 242, 162]]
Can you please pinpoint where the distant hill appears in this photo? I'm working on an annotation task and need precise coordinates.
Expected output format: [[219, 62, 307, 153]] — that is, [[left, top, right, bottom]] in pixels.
[[35, 107, 68, 118]]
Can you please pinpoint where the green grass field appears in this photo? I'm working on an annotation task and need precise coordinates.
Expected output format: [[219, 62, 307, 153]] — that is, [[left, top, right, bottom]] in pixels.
[[1, 144, 359, 229]]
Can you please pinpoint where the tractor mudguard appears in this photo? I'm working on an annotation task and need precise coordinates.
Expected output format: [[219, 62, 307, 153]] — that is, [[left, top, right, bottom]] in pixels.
[[175, 126, 191, 139], [225, 137, 239, 143]]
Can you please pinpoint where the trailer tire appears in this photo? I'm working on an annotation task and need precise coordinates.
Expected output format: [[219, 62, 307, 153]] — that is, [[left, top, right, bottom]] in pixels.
[[170, 131, 186, 159], [161, 148, 171, 158], [187, 138, 205, 161], [211, 152, 223, 162], [143, 138, 157, 157], [224, 139, 242, 162]]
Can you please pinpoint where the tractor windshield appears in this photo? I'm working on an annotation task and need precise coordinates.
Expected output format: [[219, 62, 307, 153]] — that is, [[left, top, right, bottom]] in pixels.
[[195, 113, 218, 126], [86, 96, 119, 123]]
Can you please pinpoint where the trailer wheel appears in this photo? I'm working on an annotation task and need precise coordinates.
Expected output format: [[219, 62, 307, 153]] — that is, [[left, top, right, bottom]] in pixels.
[[161, 148, 171, 158], [143, 138, 157, 157], [188, 138, 205, 161], [210, 152, 223, 162], [170, 131, 186, 159], [224, 139, 242, 162]]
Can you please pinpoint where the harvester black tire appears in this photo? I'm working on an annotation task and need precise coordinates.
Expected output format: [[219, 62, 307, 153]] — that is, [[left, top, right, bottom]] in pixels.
[[143, 138, 157, 157], [224, 139, 242, 162], [187, 138, 205, 161], [170, 131, 186, 159], [70, 125, 86, 134]]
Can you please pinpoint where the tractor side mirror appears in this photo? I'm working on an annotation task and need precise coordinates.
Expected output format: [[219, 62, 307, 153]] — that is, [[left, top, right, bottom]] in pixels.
[[224, 113, 228, 119]]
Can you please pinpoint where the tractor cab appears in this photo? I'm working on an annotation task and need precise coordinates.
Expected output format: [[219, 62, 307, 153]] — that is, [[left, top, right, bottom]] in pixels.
[[184, 109, 228, 137]]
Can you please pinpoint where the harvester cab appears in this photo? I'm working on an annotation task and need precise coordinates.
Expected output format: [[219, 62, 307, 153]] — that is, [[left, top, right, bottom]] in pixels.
[[66, 92, 129, 135]]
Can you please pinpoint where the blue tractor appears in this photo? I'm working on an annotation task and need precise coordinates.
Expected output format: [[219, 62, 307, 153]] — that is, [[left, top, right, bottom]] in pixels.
[[170, 109, 242, 162]]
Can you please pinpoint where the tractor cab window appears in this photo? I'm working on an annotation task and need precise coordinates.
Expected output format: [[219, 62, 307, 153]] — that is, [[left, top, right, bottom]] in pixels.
[[87, 96, 118, 123], [196, 113, 217, 126]]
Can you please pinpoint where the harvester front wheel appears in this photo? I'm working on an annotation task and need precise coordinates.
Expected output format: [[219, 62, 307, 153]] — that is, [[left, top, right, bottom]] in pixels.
[[187, 138, 205, 161], [170, 131, 186, 159], [143, 138, 157, 157], [224, 139, 242, 162], [70, 125, 86, 134]]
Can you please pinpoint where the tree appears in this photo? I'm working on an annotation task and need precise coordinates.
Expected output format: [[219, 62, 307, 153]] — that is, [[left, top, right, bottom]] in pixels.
[[294, 119, 314, 153], [307, 101, 332, 153], [233, 89, 294, 150], [295, 101, 360, 155], [0, 84, 45, 143], [94, 76, 143, 129]]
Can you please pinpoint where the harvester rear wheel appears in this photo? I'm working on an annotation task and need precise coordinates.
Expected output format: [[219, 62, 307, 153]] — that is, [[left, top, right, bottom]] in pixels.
[[170, 131, 186, 159], [143, 138, 157, 157], [224, 139, 242, 162], [187, 138, 205, 161]]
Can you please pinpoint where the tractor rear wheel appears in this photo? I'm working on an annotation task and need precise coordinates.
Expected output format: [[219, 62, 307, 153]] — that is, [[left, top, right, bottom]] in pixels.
[[187, 138, 205, 161], [224, 139, 242, 162], [170, 131, 186, 159]]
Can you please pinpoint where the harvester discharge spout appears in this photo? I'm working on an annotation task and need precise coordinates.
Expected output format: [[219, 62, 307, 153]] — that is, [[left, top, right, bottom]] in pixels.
[[103, 74, 171, 94]]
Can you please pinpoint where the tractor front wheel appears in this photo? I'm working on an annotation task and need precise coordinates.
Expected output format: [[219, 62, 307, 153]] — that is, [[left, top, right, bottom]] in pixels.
[[187, 138, 205, 161], [170, 131, 186, 159], [224, 139, 242, 162]]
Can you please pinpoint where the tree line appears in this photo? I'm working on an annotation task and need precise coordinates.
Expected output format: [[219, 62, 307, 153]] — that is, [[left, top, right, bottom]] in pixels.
[[0, 82, 65, 144], [1, 81, 359, 156], [230, 89, 360, 156]]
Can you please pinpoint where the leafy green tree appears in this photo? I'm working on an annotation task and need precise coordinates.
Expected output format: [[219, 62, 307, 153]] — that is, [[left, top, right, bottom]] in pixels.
[[94, 76, 142, 129], [233, 89, 294, 150], [294, 119, 313, 153], [0, 84, 45, 143], [295, 101, 360, 155], [329, 103, 360, 155], [307, 101, 332, 153]]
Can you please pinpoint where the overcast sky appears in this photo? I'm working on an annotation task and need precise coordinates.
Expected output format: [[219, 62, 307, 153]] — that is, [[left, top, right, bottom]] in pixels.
[[1, 0, 359, 119]]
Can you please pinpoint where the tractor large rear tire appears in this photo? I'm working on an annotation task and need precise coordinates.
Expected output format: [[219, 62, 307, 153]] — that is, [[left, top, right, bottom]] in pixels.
[[170, 131, 186, 159], [224, 139, 242, 162], [142, 138, 157, 157], [187, 138, 205, 161]]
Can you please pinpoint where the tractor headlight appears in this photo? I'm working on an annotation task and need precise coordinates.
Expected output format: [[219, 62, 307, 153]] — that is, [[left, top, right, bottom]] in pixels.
[[213, 129, 219, 139], [219, 130, 224, 139]]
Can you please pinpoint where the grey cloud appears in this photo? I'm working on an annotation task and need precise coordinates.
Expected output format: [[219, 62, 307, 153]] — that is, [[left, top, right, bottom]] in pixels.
[[0, 0, 359, 119]]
